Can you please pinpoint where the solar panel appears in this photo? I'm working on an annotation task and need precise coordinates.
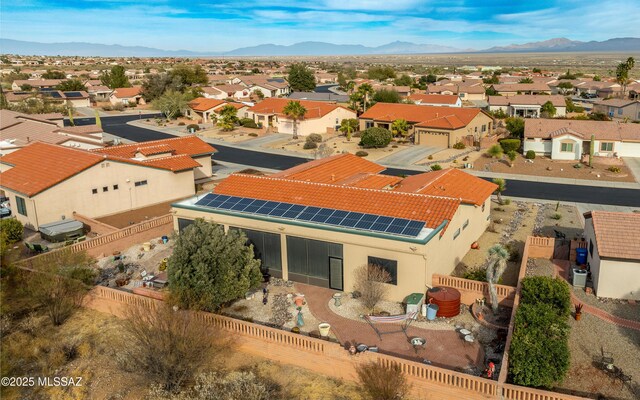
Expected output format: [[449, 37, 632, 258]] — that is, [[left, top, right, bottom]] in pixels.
[[49, 92, 63, 98], [64, 91, 84, 98], [193, 195, 425, 237]]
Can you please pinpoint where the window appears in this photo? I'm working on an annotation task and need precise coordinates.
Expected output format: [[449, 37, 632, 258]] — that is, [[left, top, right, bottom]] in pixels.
[[92, 188, 98, 194], [365, 121, 374, 129], [560, 142, 574, 152], [482, 124, 487, 132], [16, 196, 27, 216], [463, 219, 469, 230], [177, 218, 195, 233], [113, 184, 119, 190], [589, 239, 594, 257], [286, 236, 342, 287], [102, 186, 108, 192], [600, 142, 613, 152], [368, 256, 397, 285], [482, 203, 486, 212], [230, 227, 282, 274], [134, 180, 148, 187], [474, 126, 478, 132], [617, 108, 623, 115], [453, 228, 461, 239]]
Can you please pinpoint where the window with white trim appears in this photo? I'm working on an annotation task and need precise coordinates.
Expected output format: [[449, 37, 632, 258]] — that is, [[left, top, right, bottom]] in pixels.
[[453, 228, 461, 239], [560, 142, 573, 152]]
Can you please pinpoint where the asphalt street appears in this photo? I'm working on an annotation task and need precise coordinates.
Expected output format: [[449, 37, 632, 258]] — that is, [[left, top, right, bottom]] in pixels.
[[74, 114, 640, 207]]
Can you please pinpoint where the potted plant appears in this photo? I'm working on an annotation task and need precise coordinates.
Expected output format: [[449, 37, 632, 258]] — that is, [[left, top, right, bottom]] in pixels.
[[575, 303, 583, 321]]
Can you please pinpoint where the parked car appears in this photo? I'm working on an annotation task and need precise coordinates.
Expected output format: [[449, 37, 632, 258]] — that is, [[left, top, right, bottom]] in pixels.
[[0, 207, 11, 219]]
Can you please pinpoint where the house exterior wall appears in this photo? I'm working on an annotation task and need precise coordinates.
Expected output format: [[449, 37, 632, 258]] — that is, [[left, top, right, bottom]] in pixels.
[[584, 217, 640, 300], [523, 138, 552, 155], [193, 155, 213, 181], [4, 161, 195, 230], [275, 108, 356, 136], [171, 197, 490, 302], [67, 98, 90, 108], [60, 140, 104, 150], [593, 103, 640, 121], [615, 141, 640, 157], [551, 134, 582, 160]]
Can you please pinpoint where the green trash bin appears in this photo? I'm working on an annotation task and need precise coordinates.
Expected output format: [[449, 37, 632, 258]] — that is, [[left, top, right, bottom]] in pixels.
[[405, 293, 424, 318]]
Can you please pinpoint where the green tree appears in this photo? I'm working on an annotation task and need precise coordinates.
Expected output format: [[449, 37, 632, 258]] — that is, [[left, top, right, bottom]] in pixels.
[[0, 219, 23, 243], [541, 101, 556, 118], [216, 104, 238, 131], [101, 65, 131, 89], [360, 127, 393, 148], [20, 83, 33, 91], [337, 72, 347, 90], [487, 144, 504, 160], [557, 81, 574, 95], [42, 70, 66, 79], [518, 77, 533, 83], [168, 219, 262, 312], [287, 63, 316, 92], [169, 64, 209, 87], [393, 74, 413, 86], [425, 74, 437, 83], [339, 118, 358, 141], [506, 150, 517, 167], [615, 56, 635, 98], [520, 276, 571, 317], [492, 178, 506, 204], [532, 68, 542, 73], [558, 69, 577, 80], [505, 117, 525, 138], [357, 83, 375, 112], [141, 73, 182, 102], [253, 88, 265, 100], [153, 90, 189, 120], [592, 75, 601, 81], [486, 244, 510, 312], [282, 100, 307, 139], [390, 119, 409, 138], [367, 66, 396, 81], [372, 89, 401, 104], [56, 78, 86, 92]]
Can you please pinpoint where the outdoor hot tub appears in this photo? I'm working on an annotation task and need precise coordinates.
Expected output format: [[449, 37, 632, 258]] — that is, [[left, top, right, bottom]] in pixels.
[[39, 219, 84, 242]]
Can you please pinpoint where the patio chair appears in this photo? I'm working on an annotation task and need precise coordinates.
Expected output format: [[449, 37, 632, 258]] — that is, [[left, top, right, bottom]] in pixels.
[[24, 242, 36, 253], [364, 312, 418, 340], [554, 229, 566, 243], [32, 243, 49, 253]]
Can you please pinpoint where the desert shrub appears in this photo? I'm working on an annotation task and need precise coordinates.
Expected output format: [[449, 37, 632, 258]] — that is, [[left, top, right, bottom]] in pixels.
[[452, 141, 466, 149], [427, 155, 433, 160], [487, 144, 503, 159], [0, 219, 23, 243], [607, 166, 621, 173], [101, 104, 113, 111], [430, 164, 442, 171], [248, 132, 259, 137], [463, 267, 487, 282], [551, 213, 562, 220], [355, 151, 368, 157], [177, 122, 185, 126], [503, 198, 511, 205], [356, 361, 410, 400], [186, 123, 200, 132], [525, 150, 536, 160], [520, 276, 571, 317], [359, 127, 393, 149], [353, 264, 391, 314], [499, 138, 521, 153], [112, 103, 125, 111], [239, 118, 259, 128], [573, 163, 582, 169], [303, 140, 318, 150], [307, 133, 323, 143]]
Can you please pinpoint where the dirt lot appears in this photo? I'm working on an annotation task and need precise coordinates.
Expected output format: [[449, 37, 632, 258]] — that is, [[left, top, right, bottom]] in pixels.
[[415, 148, 485, 168], [473, 153, 635, 182], [267, 133, 413, 161], [96, 200, 180, 229]]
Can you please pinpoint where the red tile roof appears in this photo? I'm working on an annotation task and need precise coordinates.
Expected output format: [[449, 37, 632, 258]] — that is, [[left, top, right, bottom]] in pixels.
[[271, 153, 384, 184], [586, 211, 640, 260], [248, 98, 351, 119], [0, 142, 104, 196], [214, 174, 460, 229], [188, 97, 226, 112], [394, 169, 497, 206], [135, 155, 202, 172], [336, 173, 403, 189], [360, 103, 486, 130], [92, 136, 216, 158], [112, 86, 142, 98]]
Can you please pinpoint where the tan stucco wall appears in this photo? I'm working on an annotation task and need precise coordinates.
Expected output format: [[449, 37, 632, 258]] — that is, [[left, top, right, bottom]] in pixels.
[[274, 107, 357, 136], [4, 160, 195, 230], [414, 112, 493, 147], [193, 155, 213, 180], [172, 196, 490, 301]]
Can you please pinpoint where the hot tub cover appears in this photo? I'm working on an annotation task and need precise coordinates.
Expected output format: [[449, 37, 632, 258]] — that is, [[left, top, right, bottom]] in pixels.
[[39, 219, 83, 237]]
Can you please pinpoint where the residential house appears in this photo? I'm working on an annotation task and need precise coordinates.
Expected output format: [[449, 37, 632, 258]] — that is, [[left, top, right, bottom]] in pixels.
[[583, 211, 640, 300], [202, 85, 251, 100], [11, 79, 64, 91], [187, 98, 249, 123], [247, 98, 356, 136], [593, 99, 640, 121], [426, 82, 486, 101], [0, 110, 104, 155], [109, 86, 145, 106], [288, 92, 350, 103], [408, 94, 462, 107], [86, 85, 112, 102], [171, 154, 496, 301], [0, 136, 215, 230], [315, 73, 338, 84], [487, 95, 567, 118], [488, 83, 552, 96], [359, 103, 493, 148], [232, 75, 291, 97], [522, 119, 640, 160]]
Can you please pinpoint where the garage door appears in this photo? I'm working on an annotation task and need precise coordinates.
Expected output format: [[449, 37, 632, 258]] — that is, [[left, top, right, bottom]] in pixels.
[[419, 131, 449, 147]]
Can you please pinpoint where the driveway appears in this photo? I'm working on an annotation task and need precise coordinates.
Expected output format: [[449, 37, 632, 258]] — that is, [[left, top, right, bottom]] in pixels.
[[377, 146, 443, 167], [241, 133, 291, 148], [623, 157, 640, 184]]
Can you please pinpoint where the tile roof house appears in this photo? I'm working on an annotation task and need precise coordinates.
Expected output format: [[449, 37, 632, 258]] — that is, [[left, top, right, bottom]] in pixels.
[[247, 98, 356, 136], [359, 103, 493, 148], [11, 79, 65, 91], [172, 153, 496, 301], [488, 94, 567, 118], [426, 82, 486, 101], [593, 99, 640, 121], [187, 97, 250, 123], [109, 86, 145, 106], [523, 119, 640, 160], [0, 136, 215, 231], [583, 211, 640, 299], [232, 75, 291, 97], [408, 94, 462, 107], [0, 110, 104, 155], [489, 83, 552, 96]]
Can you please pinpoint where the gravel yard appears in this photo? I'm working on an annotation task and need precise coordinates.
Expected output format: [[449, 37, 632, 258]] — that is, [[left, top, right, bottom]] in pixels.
[[572, 288, 640, 322], [525, 258, 556, 278], [556, 313, 640, 400]]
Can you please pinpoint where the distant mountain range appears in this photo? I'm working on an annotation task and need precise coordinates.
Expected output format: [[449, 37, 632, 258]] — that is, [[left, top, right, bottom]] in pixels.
[[1, 37, 639, 57]]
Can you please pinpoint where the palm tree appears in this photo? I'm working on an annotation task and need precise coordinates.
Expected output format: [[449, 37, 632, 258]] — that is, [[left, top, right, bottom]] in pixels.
[[616, 57, 635, 98], [492, 178, 506, 205], [391, 119, 409, 138], [346, 80, 356, 94], [282, 100, 307, 139], [339, 118, 358, 141], [357, 83, 374, 113], [486, 244, 510, 313]]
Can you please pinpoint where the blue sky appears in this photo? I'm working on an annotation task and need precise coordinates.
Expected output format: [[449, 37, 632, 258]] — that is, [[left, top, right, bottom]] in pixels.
[[1, 0, 639, 51]]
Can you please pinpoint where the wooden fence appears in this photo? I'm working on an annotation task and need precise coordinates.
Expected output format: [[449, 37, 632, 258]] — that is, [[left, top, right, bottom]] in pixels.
[[431, 274, 516, 307]]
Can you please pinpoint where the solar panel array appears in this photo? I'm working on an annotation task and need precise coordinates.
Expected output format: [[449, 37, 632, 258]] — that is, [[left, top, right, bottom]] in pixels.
[[194, 193, 425, 237], [64, 91, 84, 98]]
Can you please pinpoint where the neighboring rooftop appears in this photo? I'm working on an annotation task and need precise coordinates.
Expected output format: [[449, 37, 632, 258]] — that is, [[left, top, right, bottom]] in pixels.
[[91, 135, 216, 158], [488, 94, 566, 107], [524, 119, 640, 141], [408, 94, 460, 105], [249, 97, 350, 119], [585, 211, 640, 260], [360, 103, 487, 130], [112, 86, 142, 98]]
